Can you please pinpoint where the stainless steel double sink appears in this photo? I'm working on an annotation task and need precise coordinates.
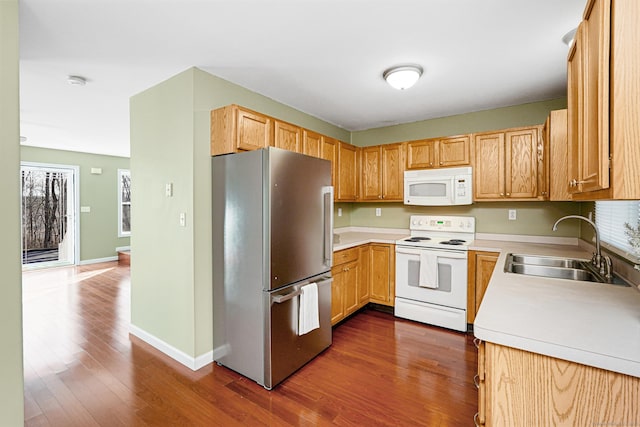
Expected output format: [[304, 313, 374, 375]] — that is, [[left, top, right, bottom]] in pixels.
[[504, 253, 626, 285]]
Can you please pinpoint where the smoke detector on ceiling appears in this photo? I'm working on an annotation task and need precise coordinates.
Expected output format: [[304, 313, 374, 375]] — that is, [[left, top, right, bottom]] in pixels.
[[67, 75, 87, 86]]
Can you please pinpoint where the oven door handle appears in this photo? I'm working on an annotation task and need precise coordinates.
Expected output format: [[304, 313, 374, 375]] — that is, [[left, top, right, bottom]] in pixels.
[[396, 247, 468, 259]]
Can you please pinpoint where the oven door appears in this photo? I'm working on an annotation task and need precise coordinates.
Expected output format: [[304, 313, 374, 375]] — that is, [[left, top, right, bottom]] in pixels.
[[404, 177, 455, 206], [395, 246, 467, 309]]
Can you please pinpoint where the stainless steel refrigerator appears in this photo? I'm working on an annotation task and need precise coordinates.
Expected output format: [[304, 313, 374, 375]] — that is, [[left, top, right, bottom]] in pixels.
[[212, 147, 333, 389]]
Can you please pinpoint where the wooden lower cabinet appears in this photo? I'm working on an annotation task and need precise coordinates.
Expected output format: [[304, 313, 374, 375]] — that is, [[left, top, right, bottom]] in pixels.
[[331, 243, 394, 325], [368, 244, 395, 306], [331, 247, 359, 325], [467, 251, 499, 324], [476, 341, 640, 426]]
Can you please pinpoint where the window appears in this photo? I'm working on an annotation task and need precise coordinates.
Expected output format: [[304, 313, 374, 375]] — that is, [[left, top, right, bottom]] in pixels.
[[595, 200, 640, 259], [118, 169, 131, 237]]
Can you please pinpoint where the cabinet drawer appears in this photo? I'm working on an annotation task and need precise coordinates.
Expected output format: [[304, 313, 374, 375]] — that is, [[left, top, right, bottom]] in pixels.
[[333, 247, 358, 266]]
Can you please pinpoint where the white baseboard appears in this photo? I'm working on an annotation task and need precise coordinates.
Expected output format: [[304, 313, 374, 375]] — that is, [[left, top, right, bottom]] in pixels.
[[129, 324, 214, 371], [115, 245, 131, 252], [78, 256, 118, 265]]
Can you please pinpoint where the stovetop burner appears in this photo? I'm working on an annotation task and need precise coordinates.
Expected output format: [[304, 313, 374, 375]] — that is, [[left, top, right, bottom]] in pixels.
[[404, 236, 432, 242], [439, 239, 466, 245]]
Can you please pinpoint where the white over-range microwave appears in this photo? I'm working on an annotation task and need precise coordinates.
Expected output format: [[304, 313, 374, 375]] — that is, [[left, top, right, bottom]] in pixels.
[[404, 166, 473, 206]]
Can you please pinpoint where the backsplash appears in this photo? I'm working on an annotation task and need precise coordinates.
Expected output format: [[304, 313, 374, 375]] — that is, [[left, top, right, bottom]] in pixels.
[[335, 201, 582, 237]]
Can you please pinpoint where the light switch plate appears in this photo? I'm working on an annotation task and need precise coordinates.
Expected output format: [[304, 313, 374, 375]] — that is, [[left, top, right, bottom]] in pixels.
[[165, 183, 173, 197], [80, 206, 91, 213]]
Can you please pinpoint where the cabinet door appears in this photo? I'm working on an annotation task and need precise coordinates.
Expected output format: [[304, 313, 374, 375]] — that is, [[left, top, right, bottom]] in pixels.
[[369, 244, 394, 306], [320, 137, 338, 187], [360, 146, 382, 200], [547, 110, 571, 201], [505, 128, 538, 199], [337, 142, 358, 201], [274, 120, 302, 153], [474, 132, 505, 200], [467, 251, 498, 324], [342, 260, 359, 317], [567, 25, 583, 195], [439, 135, 470, 167], [236, 107, 273, 151], [331, 266, 344, 325], [406, 139, 437, 169], [580, 0, 610, 193], [302, 129, 322, 158], [381, 143, 404, 200], [358, 245, 370, 306]]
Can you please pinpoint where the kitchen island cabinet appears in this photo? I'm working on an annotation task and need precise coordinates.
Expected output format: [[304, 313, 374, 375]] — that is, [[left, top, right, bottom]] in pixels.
[[476, 340, 640, 426]]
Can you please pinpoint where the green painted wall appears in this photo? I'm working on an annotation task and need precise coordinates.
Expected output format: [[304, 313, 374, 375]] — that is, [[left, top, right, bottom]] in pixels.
[[20, 146, 130, 262], [351, 98, 568, 146], [345, 202, 581, 236], [0, 0, 24, 423], [130, 67, 349, 358]]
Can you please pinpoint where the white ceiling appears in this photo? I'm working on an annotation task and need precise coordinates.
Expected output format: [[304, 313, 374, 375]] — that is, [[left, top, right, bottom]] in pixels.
[[19, 0, 586, 158]]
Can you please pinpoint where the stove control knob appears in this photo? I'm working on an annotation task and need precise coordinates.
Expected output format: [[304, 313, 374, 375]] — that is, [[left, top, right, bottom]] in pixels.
[[418, 220, 424, 225]]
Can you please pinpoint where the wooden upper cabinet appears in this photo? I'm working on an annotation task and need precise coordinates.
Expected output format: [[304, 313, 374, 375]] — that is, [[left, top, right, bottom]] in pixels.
[[505, 128, 538, 199], [474, 132, 505, 200], [474, 126, 541, 201], [337, 142, 358, 201], [579, 0, 610, 194], [211, 104, 273, 155], [406, 135, 470, 170], [439, 135, 470, 167], [359, 143, 404, 201], [406, 139, 437, 169], [320, 137, 338, 187], [273, 120, 302, 153], [381, 143, 404, 200], [302, 129, 322, 158], [360, 146, 382, 200], [545, 109, 571, 201], [569, 0, 640, 200]]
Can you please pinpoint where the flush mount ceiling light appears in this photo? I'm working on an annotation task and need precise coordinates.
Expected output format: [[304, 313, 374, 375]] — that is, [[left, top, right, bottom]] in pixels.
[[67, 75, 87, 86], [562, 28, 577, 46], [383, 65, 423, 90]]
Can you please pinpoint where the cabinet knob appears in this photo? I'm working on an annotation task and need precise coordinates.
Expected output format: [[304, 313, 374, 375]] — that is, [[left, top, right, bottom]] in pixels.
[[506, 193, 511, 197], [500, 193, 504, 197], [439, 161, 443, 165], [429, 162, 433, 167]]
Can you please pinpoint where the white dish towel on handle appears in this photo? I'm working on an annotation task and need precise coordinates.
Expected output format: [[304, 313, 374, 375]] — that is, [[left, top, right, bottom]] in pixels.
[[298, 283, 319, 335], [418, 252, 439, 289]]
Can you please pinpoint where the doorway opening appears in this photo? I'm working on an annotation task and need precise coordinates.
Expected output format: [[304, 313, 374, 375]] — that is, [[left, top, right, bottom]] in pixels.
[[21, 162, 79, 268]]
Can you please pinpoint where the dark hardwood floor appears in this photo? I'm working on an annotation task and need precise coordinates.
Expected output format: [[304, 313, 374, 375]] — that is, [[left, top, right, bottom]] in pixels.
[[23, 262, 478, 426]]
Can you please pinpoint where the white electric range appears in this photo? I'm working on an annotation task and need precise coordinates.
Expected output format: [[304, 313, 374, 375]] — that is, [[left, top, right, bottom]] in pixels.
[[394, 215, 476, 332]]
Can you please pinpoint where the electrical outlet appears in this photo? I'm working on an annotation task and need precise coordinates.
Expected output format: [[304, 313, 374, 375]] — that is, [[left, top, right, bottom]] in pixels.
[[375, 208, 382, 217], [179, 212, 186, 227], [338, 208, 342, 217], [508, 209, 517, 221], [165, 183, 173, 197]]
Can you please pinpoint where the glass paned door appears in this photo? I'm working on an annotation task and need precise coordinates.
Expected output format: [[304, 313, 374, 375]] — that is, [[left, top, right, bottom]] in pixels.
[[21, 164, 77, 267]]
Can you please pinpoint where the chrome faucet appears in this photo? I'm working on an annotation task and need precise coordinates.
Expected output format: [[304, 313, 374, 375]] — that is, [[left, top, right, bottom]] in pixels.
[[552, 215, 613, 280]]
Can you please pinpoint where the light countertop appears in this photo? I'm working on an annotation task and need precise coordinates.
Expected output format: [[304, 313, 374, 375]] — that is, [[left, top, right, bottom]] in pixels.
[[472, 238, 640, 378], [333, 227, 409, 251]]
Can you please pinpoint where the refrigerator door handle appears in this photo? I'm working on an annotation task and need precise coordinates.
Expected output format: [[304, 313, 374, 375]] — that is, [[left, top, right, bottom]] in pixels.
[[272, 289, 302, 304], [322, 186, 334, 268]]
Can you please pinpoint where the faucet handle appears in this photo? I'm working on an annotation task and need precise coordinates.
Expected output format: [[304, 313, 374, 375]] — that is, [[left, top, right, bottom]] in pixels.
[[601, 255, 613, 280]]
